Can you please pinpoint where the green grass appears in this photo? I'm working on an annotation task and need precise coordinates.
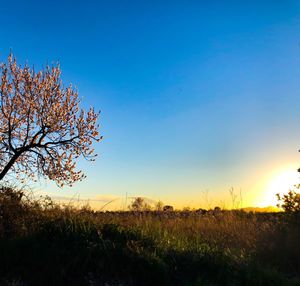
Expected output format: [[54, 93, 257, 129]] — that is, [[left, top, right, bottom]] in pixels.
[[1, 186, 300, 285]]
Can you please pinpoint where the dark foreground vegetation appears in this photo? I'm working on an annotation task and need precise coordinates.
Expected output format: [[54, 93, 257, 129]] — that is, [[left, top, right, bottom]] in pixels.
[[1, 186, 300, 285]]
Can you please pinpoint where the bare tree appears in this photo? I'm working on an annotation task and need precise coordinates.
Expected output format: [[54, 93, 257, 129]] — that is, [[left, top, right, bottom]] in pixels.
[[0, 54, 101, 186]]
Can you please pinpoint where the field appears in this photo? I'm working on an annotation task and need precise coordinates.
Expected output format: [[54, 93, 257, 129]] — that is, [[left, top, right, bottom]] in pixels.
[[1, 186, 300, 286]]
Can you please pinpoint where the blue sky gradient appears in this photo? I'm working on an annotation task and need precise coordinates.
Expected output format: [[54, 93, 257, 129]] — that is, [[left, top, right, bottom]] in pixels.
[[1, 1, 300, 208]]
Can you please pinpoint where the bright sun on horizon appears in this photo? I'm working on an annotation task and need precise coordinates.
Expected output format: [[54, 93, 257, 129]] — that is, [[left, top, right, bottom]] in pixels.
[[257, 168, 300, 207]]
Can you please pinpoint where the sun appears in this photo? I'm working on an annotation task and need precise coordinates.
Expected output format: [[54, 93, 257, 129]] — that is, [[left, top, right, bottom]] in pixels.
[[259, 168, 300, 207]]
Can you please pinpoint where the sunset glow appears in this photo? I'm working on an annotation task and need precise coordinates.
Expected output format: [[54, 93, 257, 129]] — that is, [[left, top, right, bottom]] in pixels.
[[1, 2, 300, 209], [257, 168, 300, 207]]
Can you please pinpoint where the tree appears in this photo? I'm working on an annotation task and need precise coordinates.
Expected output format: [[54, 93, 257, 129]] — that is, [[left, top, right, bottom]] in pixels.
[[155, 200, 164, 211], [277, 190, 300, 213], [129, 197, 151, 211], [0, 54, 101, 186]]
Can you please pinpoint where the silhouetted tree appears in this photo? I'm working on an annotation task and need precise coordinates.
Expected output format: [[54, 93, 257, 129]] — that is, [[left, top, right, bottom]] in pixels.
[[155, 200, 164, 211], [0, 54, 101, 186], [277, 190, 300, 213], [129, 197, 151, 211]]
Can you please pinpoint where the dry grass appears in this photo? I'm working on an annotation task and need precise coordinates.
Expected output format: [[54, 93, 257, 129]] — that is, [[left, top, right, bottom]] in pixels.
[[1, 186, 300, 285]]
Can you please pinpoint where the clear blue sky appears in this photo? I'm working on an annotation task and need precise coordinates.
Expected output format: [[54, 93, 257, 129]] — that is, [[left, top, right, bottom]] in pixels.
[[1, 1, 300, 208]]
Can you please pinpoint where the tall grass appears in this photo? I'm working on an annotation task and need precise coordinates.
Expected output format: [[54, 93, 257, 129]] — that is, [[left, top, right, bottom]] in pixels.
[[0, 186, 300, 285]]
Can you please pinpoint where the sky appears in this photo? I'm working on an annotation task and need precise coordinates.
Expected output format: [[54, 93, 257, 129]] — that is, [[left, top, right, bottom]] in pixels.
[[1, 1, 300, 209]]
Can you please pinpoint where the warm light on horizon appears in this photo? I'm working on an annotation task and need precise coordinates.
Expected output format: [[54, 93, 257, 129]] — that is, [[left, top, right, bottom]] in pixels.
[[256, 167, 300, 207]]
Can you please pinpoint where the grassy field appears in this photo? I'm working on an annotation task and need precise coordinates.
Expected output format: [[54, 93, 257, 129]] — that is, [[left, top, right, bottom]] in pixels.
[[1, 186, 300, 286]]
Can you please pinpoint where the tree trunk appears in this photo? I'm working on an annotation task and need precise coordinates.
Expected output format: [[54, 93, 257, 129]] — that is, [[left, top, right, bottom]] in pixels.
[[0, 152, 22, 181]]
